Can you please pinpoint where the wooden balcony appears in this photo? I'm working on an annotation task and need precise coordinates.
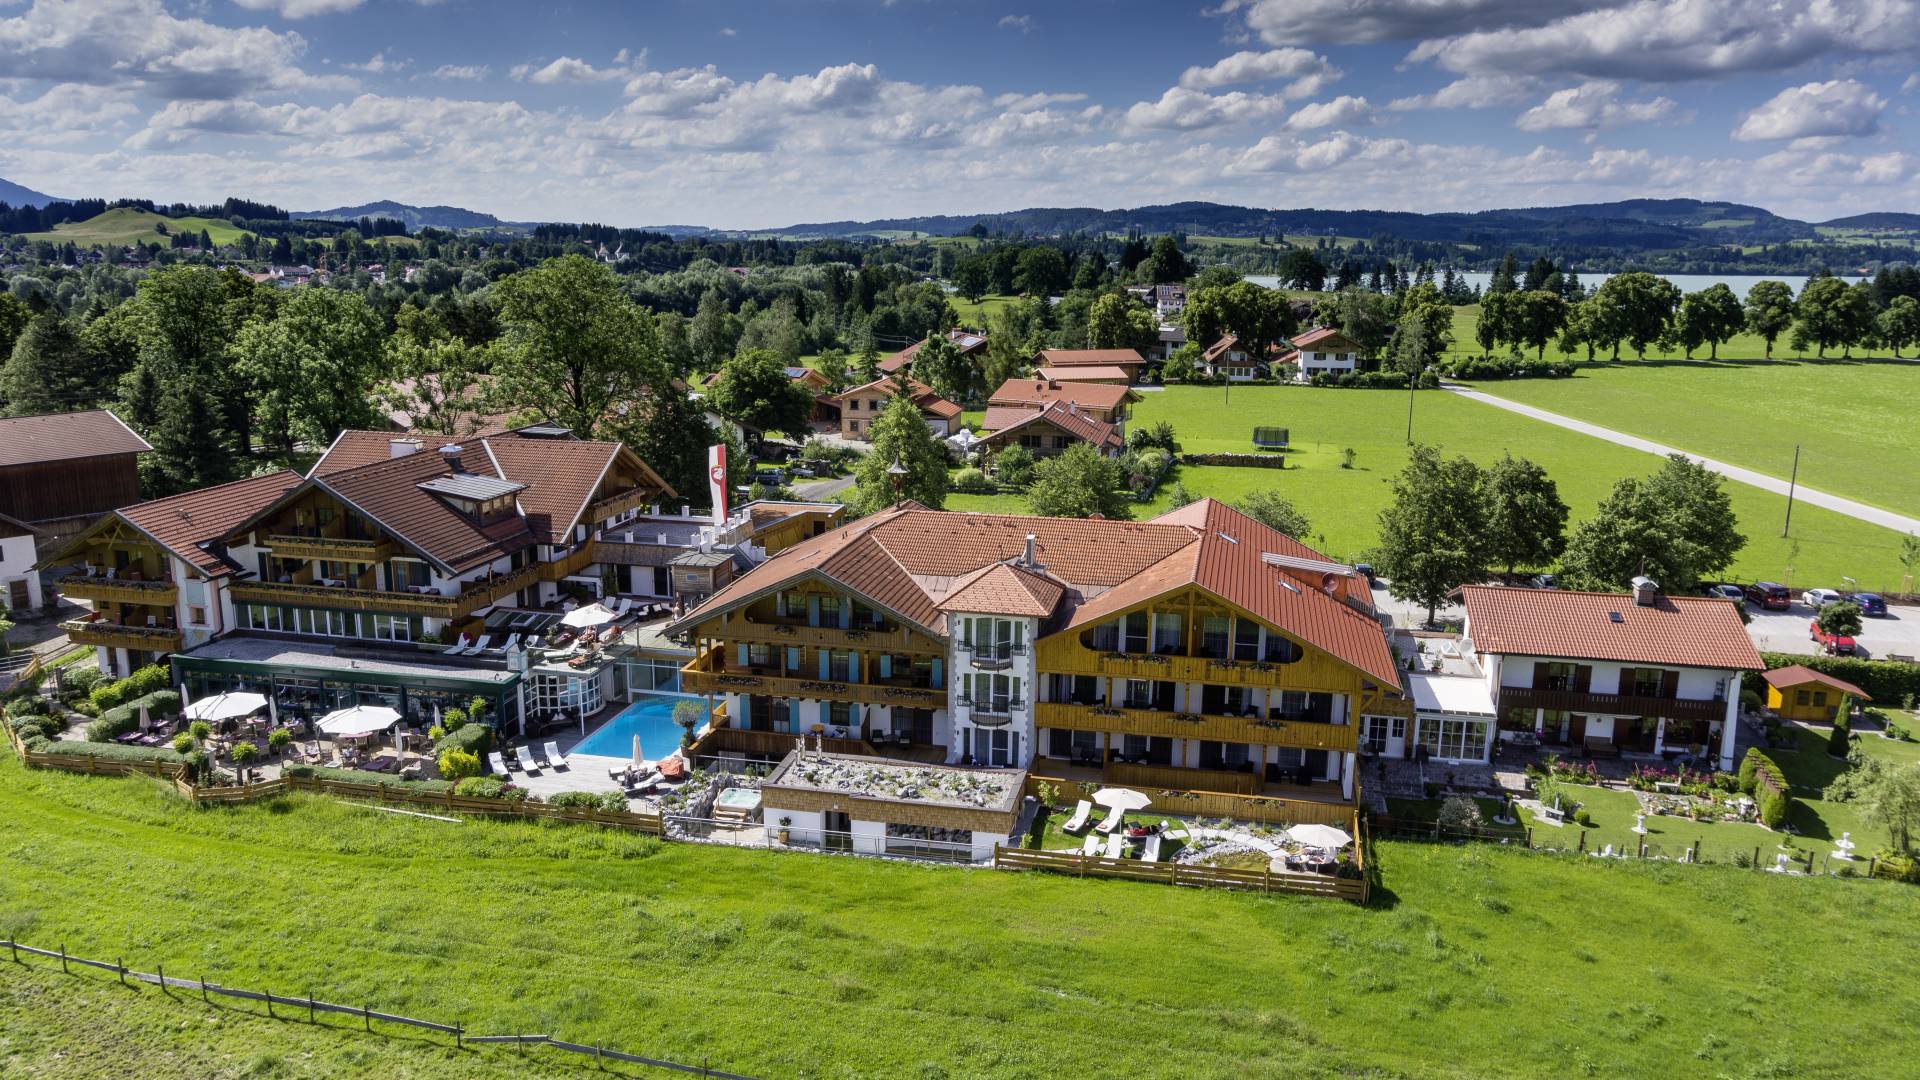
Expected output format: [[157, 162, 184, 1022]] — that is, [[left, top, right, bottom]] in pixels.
[[59, 574, 178, 607], [265, 534, 397, 562], [539, 542, 598, 582], [585, 485, 654, 524], [681, 648, 947, 710], [690, 723, 948, 765], [461, 562, 545, 607], [1498, 686, 1728, 724], [710, 617, 935, 654], [1035, 701, 1357, 751], [229, 580, 464, 619], [1037, 644, 1358, 694], [62, 617, 183, 654]]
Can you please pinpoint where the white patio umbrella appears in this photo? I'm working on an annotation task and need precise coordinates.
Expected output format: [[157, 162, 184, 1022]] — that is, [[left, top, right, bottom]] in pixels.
[[187, 691, 269, 723], [1286, 823, 1353, 849], [316, 705, 402, 736], [561, 602, 617, 629], [1091, 787, 1152, 812], [137, 703, 151, 732], [632, 732, 644, 766]]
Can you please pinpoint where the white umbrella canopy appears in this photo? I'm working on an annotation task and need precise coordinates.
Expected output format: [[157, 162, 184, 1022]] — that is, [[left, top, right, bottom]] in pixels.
[[187, 692, 269, 723], [632, 732, 645, 765], [316, 705, 402, 736], [561, 602, 617, 629], [1286, 823, 1353, 849], [1092, 787, 1152, 812]]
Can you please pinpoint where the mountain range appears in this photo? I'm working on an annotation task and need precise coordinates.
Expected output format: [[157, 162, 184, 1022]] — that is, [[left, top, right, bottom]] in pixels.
[[0, 177, 59, 208], [291, 199, 512, 231]]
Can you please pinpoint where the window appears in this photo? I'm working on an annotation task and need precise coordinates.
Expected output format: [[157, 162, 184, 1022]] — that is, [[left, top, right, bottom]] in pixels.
[[1200, 616, 1231, 658], [1232, 618, 1261, 660], [242, 603, 284, 631], [366, 613, 413, 642], [1262, 634, 1302, 663], [746, 643, 774, 669], [1417, 716, 1491, 761], [828, 701, 856, 727], [827, 650, 853, 682], [1151, 612, 1182, 654], [1811, 691, 1827, 707], [1361, 715, 1405, 754], [1047, 728, 1099, 758], [1795, 690, 1811, 706], [1123, 611, 1149, 653], [969, 673, 1022, 713], [389, 560, 431, 590], [187, 605, 208, 627]]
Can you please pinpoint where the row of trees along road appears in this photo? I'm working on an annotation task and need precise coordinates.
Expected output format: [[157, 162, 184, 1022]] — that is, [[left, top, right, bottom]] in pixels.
[[1371, 446, 1743, 623], [1475, 256, 1920, 360]]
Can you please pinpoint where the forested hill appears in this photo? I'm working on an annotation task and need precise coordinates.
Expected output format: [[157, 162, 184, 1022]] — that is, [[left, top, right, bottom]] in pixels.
[[292, 200, 510, 231], [764, 198, 1820, 249]]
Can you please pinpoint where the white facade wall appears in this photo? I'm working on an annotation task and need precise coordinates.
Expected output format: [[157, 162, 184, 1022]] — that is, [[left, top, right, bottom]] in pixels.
[[1293, 348, 1358, 382], [948, 613, 1038, 768], [0, 533, 41, 612]]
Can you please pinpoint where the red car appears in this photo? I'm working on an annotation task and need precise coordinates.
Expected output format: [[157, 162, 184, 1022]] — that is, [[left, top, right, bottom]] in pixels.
[[1810, 620, 1857, 655]]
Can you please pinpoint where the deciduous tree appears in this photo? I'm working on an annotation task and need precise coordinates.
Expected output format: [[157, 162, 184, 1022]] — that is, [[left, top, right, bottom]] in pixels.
[[705, 348, 815, 438], [1743, 280, 1796, 358], [1024, 442, 1131, 520], [851, 387, 949, 513], [1368, 444, 1488, 625], [491, 255, 658, 438], [1233, 491, 1310, 539], [1558, 455, 1745, 592], [1482, 453, 1568, 576]]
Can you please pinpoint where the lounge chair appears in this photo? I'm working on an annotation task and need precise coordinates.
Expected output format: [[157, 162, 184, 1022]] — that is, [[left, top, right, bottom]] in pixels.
[[542, 741, 568, 770], [1080, 834, 1101, 855], [1159, 818, 1187, 840], [1103, 833, 1126, 859], [1093, 805, 1125, 835], [488, 751, 512, 775], [1141, 833, 1164, 863], [460, 634, 493, 656], [526, 743, 551, 771], [441, 634, 471, 655], [611, 597, 632, 615], [1061, 800, 1093, 833], [500, 633, 522, 653]]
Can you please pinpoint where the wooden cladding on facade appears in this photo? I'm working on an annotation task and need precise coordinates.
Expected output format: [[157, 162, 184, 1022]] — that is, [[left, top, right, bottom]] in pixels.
[[0, 455, 142, 524], [1034, 702, 1358, 751]]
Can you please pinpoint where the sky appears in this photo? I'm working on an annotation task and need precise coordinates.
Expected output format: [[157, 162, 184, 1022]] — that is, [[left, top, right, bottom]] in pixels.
[[0, 0, 1917, 228]]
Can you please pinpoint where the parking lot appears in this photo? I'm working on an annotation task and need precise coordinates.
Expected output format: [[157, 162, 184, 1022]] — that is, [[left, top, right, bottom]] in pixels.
[[1743, 600, 1920, 660]]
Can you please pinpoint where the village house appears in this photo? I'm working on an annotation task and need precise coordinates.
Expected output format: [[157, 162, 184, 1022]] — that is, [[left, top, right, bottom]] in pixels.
[[1, 512, 43, 614], [1034, 365, 1133, 385], [986, 376, 1138, 430], [977, 401, 1123, 459], [0, 410, 152, 546], [833, 377, 963, 441], [1278, 327, 1367, 383], [1200, 334, 1282, 381], [1762, 665, 1869, 724], [1033, 348, 1147, 384], [878, 329, 989, 375]]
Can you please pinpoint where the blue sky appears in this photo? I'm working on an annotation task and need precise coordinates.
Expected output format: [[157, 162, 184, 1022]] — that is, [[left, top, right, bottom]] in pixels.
[[0, 0, 1916, 227]]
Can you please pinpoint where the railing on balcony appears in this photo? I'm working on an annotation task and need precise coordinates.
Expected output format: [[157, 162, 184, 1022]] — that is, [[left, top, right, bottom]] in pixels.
[[228, 580, 464, 619], [714, 618, 928, 653], [61, 616, 184, 652], [958, 641, 1026, 670], [1498, 686, 1728, 724], [539, 542, 598, 581], [59, 574, 178, 606], [681, 648, 947, 709], [264, 533, 397, 562], [1035, 701, 1357, 751], [1043, 646, 1348, 691], [585, 484, 654, 524]]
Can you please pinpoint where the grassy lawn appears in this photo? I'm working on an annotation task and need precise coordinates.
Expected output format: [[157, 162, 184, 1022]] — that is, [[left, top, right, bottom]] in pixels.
[[950, 293, 1017, 327], [1460, 360, 1920, 520], [4, 752, 1918, 1079], [1121, 386, 1911, 591], [26, 207, 253, 247]]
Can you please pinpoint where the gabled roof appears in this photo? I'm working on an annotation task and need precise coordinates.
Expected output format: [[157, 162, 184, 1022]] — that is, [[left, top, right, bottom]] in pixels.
[[485, 436, 671, 545], [987, 377, 1136, 413], [979, 402, 1122, 451], [1290, 327, 1365, 352], [1201, 334, 1284, 365], [311, 430, 468, 476], [1762, 665, 1870, 701], [669, 499, 1401, 686], [834, 376, 964, 421], [315, 448, 535, 574], [1035, 365, 1133, 383], [939, 561, 1066, 618], [56, 469, 305, 578], [1459, 585, 1764, 671], [878, 329, 988, 373], [0, 410, 151, 468], [1035, 348, 1145, 368]]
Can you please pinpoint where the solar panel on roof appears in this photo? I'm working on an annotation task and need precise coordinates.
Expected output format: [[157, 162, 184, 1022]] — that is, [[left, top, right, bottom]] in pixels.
[[417, 474, 526, 501]]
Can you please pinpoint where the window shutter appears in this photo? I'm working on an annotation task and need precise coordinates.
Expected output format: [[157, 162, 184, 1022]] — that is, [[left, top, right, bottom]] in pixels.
[[807, 595, 820, 627], [786, 646, 800, 671], [1659, 670, 1679, 699], [818, 650, 831, 679], [930, 657, 942, 684], [1574, 665, 1592, 692], [879, 654, 892, 679], [736, 643, 749, 667], [1532, 661, 1549, 687]]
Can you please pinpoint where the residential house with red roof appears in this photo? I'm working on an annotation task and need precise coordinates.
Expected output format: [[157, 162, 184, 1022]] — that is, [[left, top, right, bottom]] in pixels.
[[878, 329, 988, 375], [667, 498, 1412, 828], [986, 376, 1138, 429], [1282, 327, 1368, 383], [1200, 334, 1284, 381], [832, 376, 963, 441], [1033, 348, 1146, 383]]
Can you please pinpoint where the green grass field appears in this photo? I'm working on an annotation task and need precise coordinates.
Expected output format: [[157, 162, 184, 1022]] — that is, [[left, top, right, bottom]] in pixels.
[[26, 207, 254, 248], [950, 293, 1017, 328], [3, 751, 1917, 1079], [951, 386, 1910, 590], [1440, 302, 1906, 364], [1460, 360, 1920, 520]]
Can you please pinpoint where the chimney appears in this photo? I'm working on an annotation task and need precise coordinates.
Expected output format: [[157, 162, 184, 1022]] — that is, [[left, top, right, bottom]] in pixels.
[[439, 443, 464, 472], [1023, 533, 1036, 568], [388, 438, 421, 459], [1630, 576, 1659, 606]]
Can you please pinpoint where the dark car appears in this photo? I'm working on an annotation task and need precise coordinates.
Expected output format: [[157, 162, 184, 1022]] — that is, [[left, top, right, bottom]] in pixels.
[[1745, 581, 1791, 610], [1850, 592, 1889, 617]]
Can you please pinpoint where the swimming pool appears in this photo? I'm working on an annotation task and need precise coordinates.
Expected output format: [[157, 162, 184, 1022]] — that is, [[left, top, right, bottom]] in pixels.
[[571, 693, 698, 759]]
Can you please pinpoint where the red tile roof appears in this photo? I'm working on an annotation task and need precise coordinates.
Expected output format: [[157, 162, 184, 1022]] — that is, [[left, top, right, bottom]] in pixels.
[[1290, 327, 1365, 352], [987, 378, 1136, 413], [835, 376, 963, 421], [878, 330, 989, 373], [1035, 348, 1145, 368], [0, 410, 151, 468], [979, 402, 1121, 452], [311, 431, 470, 475], [1762, 665, 1870, 701], [114, 469, 305, 577], [1460, 585, 1764, 671], [1034, 365, 1133, 383], [316, 448, 536, 574], [939, 562, 1066, 617], [486, 437, 669, 544]]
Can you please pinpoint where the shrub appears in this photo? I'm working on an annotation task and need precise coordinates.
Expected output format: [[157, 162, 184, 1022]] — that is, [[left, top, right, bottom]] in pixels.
[[1827, 721, 1851, 759], [993, 444, 1036, 488], [267, 728, 292, 752], [188, 720, 211, 743], [1760, 788, 1789, 829], [1738, 750, 1760, 794], [674, 699, 706, 747], [1436, 795, 1483, 831], [1740, 689, 1762, 713], [7, 694, 49, 716], [438, 748, 482, 781], [84, 705, 140, 743], [442, 707, 468, 727], [87, 664, 170, 713], [171, 732, 194, 753], [454, 776, 513, 799], [9, 711, 61, 741], [61, 666, 105, 696], [436, 722, 491, 758], [427, 725, 446, 741], [951, 467, 993, 494], [230, 741, 258, 765], [1573, 808, 1594, 827], [284, 764, 452, 792], [549, 790, 629, 812]]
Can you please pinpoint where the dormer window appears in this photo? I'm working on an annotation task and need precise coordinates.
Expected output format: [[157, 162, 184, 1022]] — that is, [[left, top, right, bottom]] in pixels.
[[416, 474, 526, 525]]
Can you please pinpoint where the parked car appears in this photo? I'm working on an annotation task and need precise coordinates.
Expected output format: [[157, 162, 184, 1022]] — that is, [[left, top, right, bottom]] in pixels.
[[1529, 573, 1556, 590], [1850, 592, 1889, 617], [754, 467, 786, 485], [1803, 588, 1844, 609], [1701, 583, 1746, 605], [1744, 582, 1791, 610], [1811, 620, 1858, 655], [791, 465, 816, 478], [1353, 563, 1375, 584]]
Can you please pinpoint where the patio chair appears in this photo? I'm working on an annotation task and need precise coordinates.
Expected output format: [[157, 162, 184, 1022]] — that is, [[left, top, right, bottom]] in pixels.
[[543, 741, 569, 770], [1103, 833, 1126, 859], [1080, 834, 1101, 856], [1061, 800, 1093, 833], [526, 743, 552, 771], [1141, 833, 1164, 863], [488, 751, 513, 775], [442, 634, 471, 655], [1160, 818, 1187, 840], [459, 634, 493, 656], [500, 633, 522, 653], [1093, 805, 1125, 835]]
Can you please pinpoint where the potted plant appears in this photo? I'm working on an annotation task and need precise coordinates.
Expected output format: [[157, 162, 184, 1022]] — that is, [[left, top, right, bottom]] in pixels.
[[777, 815, 792, 844]]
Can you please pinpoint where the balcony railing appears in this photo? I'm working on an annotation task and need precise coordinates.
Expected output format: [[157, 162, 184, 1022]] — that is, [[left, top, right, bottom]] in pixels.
[[584, 484, 654, 524], [264, 533, 397, 562], [1035, 701, 1357, 752], [712, 618, 929, 654], [1498, 686, 1728, 724], [61, 616, 184, 653], [60, 574, 178, 607], [229, 580, 465, 619], [959, 641, 1026, 670], [1043, 647, 1344, 690], [681, 647, 947, 710]]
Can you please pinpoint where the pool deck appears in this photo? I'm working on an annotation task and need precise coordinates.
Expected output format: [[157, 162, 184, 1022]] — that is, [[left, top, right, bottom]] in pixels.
[[492, 696, 693, 805]]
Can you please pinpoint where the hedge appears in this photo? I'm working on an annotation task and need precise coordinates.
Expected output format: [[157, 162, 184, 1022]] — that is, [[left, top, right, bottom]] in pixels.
[[436, 722, 492, 758], [22, 733, 195, 768], [84, 689, 183, 744], [87, 664, 171, 713], [1742, 747, 1795, 829], [1751, 653, 1920, 708], [284, 764, 454, 793], [1180, 453, 1288, 469]]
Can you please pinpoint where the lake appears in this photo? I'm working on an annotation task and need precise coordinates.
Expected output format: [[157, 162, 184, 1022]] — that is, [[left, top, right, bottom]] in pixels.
[[1245, 272, 1860, 296]]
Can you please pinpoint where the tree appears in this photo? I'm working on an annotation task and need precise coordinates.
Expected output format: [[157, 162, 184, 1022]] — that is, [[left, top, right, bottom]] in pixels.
[[1816, 601, 1864, 638], [231, 288, 385, 458], [951, 254, 991, 303], [380, 332, 484, 436], [1276, 247, 1327, 292], [1314, 287, 1395, 358], [1085, 293, 1158, 352], [1233, 491, 1310, 539], [1743, 280, 1796, 359], [911, 333, 976, 404], [1368, 444, 1488, 625], [851, 389, 948, 513], [2, 314, 93, 415], [1183, 281, 1296, 356], [1835, 281, 1878, 358], [1487, 251, 1519, 296], [1876, 295, 1920, 358], [705, 348, 815, 438], [1024, 442, 1131, 520], [992, 442, 1036, 487], [1139, 236, 1190, 284], [0, 293, 29, 370], [1691, 283, 1745, 360], [1860, 764, 1920, 853], [146, 381, 237, 495], [1592, 272, 1681, 360], [1476, 290, 1508, 355], [491, 255, 658, 437], [1482, 453, 1568, 576], [1391, 283, 1453, 371], [1014, 246, 1069, 296], [814, 348, 850, 392], [1791, 276, 1851, 358], [1558, 455, 1745, 592], [688, 288, 742, 370], [1509, 290, 1569, 360], [612, 364, 725, 502], [1160, 342, 1200, 382]]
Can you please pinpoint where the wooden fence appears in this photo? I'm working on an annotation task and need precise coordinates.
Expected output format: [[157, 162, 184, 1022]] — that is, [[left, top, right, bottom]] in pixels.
[[993, 846, 1367, 902], [1, 939, 755, 1078]]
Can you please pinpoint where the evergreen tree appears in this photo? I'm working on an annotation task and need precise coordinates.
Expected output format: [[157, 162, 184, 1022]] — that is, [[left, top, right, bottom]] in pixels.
[[1487, 251, 1519, 295], [147, 382, 237, 495], [1, 314, 92, 415]]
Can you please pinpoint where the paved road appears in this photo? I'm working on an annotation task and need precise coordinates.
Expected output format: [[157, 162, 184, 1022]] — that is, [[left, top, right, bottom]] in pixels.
[[791, 475, 854, 502], [1442, 384, 1920, 536]]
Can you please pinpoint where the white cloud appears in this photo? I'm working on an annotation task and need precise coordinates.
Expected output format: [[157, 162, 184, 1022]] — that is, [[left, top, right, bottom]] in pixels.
[[344, 49, 408, 74], [1904, 73, 1920, 93], [1122, 86, 1289, 131], [1177, 47, 1338, 93], [993, 91, 1088, 112], [511, 55, 635, 85], [1284, 95, 1374, 130], [997, 14, 1034, 32], [231, 0, 365, 17], [430, 64, 490, 81], [719, 27, 737, 37], [0, 83, 140, 146], [1513, 81, 1677, 130], [1733, 79, 1886, 140], [1221, 0, 1600, 45], [1410, 0, 1920, 82], [1389, 73, 1537, 110], [0, 0, 352, 99]]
